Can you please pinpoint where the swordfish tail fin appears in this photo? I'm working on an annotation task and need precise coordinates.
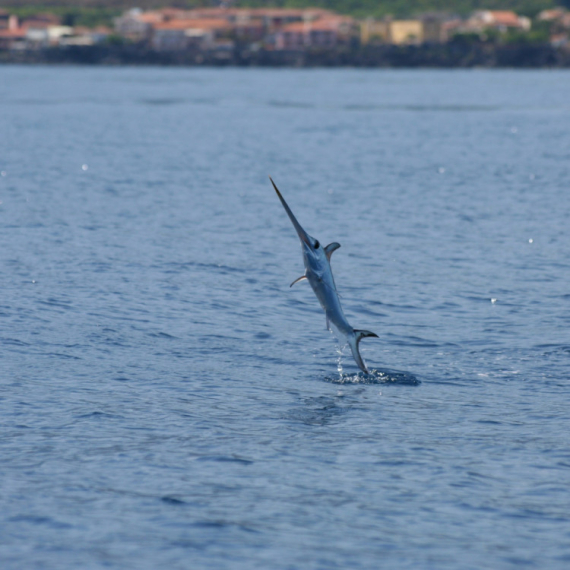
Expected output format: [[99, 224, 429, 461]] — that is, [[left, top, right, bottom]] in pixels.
[[348, 329, 379, 374]]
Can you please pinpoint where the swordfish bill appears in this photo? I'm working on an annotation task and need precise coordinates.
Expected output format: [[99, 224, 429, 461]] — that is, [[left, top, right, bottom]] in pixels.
[[270, 177, 378, 374]]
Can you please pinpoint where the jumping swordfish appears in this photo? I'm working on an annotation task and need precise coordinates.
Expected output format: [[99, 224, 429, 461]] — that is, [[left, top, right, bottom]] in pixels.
[[270, 177, 378, 374]]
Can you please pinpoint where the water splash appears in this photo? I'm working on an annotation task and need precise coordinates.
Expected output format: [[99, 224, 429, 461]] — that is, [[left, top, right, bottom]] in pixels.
[[325, 368, 420, 386], [329, 326, 347, 382]]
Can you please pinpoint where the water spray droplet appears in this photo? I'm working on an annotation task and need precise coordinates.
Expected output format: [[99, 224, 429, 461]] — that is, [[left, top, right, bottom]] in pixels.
[[82, 164, 88, 171]]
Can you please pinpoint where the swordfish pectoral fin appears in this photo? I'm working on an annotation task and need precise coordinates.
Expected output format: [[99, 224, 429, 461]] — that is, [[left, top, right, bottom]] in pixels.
[[324, 242, 341, 260], [290, 275, 307, 288]]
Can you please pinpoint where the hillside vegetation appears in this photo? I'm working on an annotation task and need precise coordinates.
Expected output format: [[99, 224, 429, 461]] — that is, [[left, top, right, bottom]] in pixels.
[[2, 0, 568, 25], [236, 0, 562, 18]]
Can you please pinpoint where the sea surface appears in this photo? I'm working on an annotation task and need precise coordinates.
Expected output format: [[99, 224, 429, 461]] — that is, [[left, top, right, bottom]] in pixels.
[[1, 66, 569, 569]]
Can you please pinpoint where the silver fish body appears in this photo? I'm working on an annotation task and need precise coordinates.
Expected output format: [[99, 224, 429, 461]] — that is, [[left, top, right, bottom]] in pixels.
[[270, 177, 378, 374]]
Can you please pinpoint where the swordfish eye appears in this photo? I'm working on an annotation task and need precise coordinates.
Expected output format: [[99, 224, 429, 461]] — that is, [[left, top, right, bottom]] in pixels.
[[314, 240, 320, 249]]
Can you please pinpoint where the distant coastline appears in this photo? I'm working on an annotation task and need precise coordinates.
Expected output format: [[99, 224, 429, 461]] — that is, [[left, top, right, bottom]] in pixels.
[[2, 5, 570, 68], [1, 41, 569, 68]]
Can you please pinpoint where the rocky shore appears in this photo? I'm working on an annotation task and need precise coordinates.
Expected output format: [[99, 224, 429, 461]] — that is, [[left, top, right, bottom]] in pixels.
[[1, 40, 569, 68]]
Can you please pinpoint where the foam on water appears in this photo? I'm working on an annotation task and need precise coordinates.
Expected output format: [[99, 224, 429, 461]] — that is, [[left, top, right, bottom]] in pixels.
[[326, 369, 421, 385]]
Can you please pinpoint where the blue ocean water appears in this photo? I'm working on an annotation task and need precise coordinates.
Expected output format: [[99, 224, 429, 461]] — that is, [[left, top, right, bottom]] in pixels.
[[1, 65, 569, 569]]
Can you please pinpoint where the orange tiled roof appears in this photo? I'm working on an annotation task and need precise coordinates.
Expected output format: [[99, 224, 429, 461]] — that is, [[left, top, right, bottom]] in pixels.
[[486, 11, 522, 26], [139, 12, 166, 24], [310, 18, 346, 31], [136, 8, 188, 22], [186, 8, 241, 17], [539, 9, 567, 21], [153, 18, 232, 31], [251, 8, 336, 18], [281, 17, 348, 33], [158, 8, 187, 17], [0, 27, 26, 38]]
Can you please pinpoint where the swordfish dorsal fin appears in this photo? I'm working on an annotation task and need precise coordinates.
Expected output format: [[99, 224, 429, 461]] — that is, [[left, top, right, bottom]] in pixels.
[[290, 275, 307, 288], [324, 242, 341, 260]]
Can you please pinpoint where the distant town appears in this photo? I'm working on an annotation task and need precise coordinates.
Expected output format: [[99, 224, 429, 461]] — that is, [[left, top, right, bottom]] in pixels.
[[1, 6, 570, 66]]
